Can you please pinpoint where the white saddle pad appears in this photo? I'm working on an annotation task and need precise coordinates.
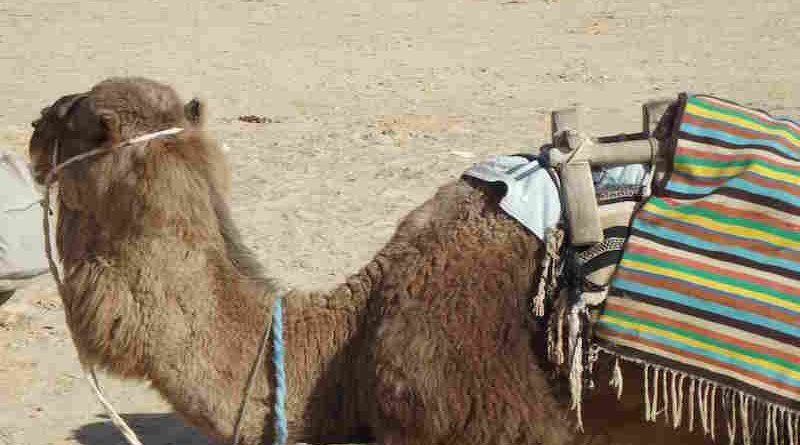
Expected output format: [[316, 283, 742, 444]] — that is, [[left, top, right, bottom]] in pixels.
[[463, 155, 561, 241]]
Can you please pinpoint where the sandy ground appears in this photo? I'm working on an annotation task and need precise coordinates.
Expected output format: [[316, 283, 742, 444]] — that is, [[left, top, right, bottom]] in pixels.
[[1, 0, 800, 444]]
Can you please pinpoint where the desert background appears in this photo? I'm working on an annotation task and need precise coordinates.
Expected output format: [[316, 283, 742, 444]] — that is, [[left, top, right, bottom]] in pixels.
[[1, 0, 799, 444]]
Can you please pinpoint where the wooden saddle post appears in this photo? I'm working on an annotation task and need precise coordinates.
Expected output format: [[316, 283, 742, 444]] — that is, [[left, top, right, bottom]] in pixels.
[[548, 99, 673, 246]]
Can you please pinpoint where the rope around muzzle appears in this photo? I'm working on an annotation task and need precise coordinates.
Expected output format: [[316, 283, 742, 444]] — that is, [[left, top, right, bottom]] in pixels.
[[40, 127, 288, 445]]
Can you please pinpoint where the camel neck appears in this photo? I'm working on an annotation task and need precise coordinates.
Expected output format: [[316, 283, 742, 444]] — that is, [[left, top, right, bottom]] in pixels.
[[143, 265, 377, 444], [279, 264, 380, 443]]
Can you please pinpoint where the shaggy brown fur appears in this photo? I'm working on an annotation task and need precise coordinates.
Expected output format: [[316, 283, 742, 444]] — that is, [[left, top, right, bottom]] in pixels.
[[31, 77, 708, 445]]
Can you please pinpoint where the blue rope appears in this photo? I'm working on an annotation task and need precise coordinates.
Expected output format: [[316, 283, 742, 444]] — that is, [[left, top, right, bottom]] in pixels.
[[271, 295, 287, 445]]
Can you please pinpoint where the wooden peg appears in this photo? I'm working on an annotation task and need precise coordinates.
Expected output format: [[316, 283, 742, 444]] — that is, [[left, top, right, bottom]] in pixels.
[[551, 107, 583, 150], [642, 99, 672, 135], [560, 161, 604, 245]]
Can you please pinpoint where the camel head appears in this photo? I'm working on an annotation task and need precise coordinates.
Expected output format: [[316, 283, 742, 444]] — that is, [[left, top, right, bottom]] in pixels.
[[29, 77, 206, 185]]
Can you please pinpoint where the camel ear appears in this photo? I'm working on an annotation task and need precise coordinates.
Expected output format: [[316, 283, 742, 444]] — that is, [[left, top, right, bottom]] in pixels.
[[98, 110, 122, 145], [184, 98, 207, 127], [32, 106, 50, 128], [54, 93, 88, 120]]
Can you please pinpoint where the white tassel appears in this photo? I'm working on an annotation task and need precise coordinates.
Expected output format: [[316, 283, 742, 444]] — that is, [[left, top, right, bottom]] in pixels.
[[699, 381, 709, 435], [555, 298, 566, 365], [787, 411, 795, 445], [532, 228, 563, 317], [652, 367, 661, 422], [609, 357, 623, 400], [793, 411, 799, 445], [680, 374, 688, 428], [725, 389, 737, 445], [773, 406, 779, 445], [644, 365, 652, 422], [689, 378, 696, 432], [532, 255, 550, 317], [556, 299, 565, 365], [772, 406, 779, 445], [547, 291, 568, 365], [710, 384, 718, 441], [565, 300, 584, 371], [672, 372, 684, 429], [565, 297, 586, 432], [767, 405, 773, 445], [569, 338, 584, 432], [739, 393, 751, 445], [663, 368, 670, 426]]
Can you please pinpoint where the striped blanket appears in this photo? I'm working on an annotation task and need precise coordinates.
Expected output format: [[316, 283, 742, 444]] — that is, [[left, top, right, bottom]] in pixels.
[[595, 94, 800, 443]]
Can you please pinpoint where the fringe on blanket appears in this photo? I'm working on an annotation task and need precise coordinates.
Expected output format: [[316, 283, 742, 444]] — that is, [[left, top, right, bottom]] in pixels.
[[583, 346, 800, 445], [547, 312, 800, 442]]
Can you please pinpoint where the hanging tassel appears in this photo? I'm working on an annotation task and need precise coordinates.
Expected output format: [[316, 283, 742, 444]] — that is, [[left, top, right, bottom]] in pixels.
[[547, 291, 568, 365], [772, 406, 779, 445], [652, 367, 661, 422], [689, 378, 696, 432], [565, 298, 586, 432], [565, 299, 584, 373], [680, 374, 688, 429], [547, 229, 563, 286], [724, 389, 737, 445], [644, 364, 652, 422], [609, 357, 623, 400], [699, 381, 710, 435], [532, 250, 551, 318], [739, 393, 751, 445], [569, 337, 584, 432], [532, 263, 549, 317], [710, 384, 718, 441], [663, 368, 670, 426], [672, 372, 684, 429], [767, 405, 773, 445], [555, 297, 565, 365], [532, 228, 563, 317], [555, 302, 565, 365], [793, 411, 799, 445], [772, 405, 779, 445]]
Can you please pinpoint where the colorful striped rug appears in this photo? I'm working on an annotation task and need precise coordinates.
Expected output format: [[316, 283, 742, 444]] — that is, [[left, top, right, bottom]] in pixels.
[[594, 94, 800, 444]]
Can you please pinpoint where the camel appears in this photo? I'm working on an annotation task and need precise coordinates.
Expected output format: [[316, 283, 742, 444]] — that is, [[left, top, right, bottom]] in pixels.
[[29, 77, 710, 445]]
